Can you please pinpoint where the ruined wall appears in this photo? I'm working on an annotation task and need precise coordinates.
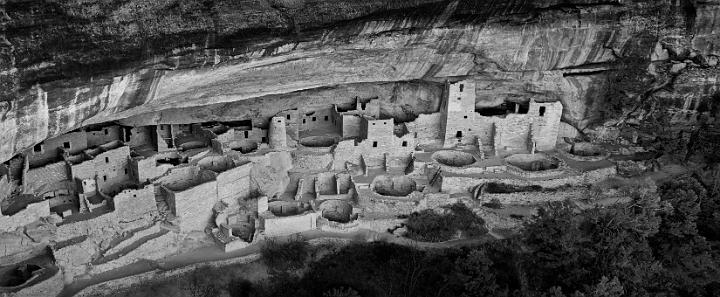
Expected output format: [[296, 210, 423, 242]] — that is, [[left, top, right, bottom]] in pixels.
[[28, 132, 87, 167], [405, 112, 443, 146], [299, 107, 336, 133], [132, 156, 174, 184], [332, 140, 363, 170], [70, 146, 131, 195], [215, 127, 267, 152], [166, 179, 218, 232], [216, 162, 252, 207], [156, 165, 217, 191], [494, 115, 533, 154], [0, 200, 50, 232], [23, 161, 69, 195], [86, 126, 122, 147], [128, 126, 153, 148], [528, 101, 563, 151], [261, 212, 318, 237], [340, 114, 362, 139], [113, 185, 157, 222]]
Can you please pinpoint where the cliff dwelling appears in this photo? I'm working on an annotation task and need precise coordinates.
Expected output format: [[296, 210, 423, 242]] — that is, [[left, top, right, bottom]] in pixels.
[[1, 1, 719, 296]]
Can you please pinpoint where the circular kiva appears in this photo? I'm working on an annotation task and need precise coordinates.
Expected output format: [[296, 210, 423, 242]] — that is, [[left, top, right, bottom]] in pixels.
[[432, 150, 476, 167], [300, 136, 337, 147], [371, 175, 417, 197], [318, 200, 354, 223], [505, 153, 560, 171]]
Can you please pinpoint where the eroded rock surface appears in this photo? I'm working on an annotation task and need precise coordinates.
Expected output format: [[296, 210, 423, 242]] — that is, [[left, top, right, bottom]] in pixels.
[[0, 0, 718, 163]]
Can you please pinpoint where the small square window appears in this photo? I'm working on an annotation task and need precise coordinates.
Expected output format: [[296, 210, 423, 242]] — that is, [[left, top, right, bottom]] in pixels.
[[63, 141, 70, 149], [312, 117, 316, 122], [539, 106, 546, 117], [261, 137, 267, 142], [277, 119, 282, 123], [33, 144, 42, 153], [324, 116, 329, 121], [457, 97, 461, 100], [383, 122, 387, 125], [372, 123, 376, 125], [463, 116, 468, 119], [372, 141, 378, 148], [286, 114, 291, 120], [401, 141, 407, 147]]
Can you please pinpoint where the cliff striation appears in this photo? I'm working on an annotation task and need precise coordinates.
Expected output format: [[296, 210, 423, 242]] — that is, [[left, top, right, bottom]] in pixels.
[[0, 0, 718, 163]]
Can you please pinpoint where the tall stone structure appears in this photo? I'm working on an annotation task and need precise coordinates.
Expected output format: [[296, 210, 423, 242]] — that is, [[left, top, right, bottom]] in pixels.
[[268, 116, 288, 149], [441, 80, 476, 147]]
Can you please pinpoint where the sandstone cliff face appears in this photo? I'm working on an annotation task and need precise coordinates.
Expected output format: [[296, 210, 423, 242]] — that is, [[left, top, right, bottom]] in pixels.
[[0, 0, 718, 163]]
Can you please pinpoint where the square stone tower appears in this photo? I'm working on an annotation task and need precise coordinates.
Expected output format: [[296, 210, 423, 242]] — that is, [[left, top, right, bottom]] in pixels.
[[441, 80, 476, 147]]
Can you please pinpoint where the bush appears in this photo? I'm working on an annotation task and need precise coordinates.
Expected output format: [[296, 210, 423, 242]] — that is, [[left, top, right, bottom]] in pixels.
[[405, 202, 487, 242], [261, 238, 310, 271]]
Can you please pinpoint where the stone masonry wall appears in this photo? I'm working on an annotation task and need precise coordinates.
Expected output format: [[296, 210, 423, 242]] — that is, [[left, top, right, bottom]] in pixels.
[[28, 131, 88, 167], [23, 161, 69, 195], [113, 185, 156, 222], [71, 146, 131, 195], [86, 126, 122, 147], [168, 179, 218, 232], [0, 200, 50, 232], [216, 162, 252, 207], [262, 212, 318, 237], [405, 112, 443, 146]]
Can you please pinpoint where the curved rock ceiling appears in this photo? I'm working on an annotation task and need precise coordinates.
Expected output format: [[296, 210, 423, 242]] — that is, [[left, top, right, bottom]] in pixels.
[[0, 0, 717, 163]]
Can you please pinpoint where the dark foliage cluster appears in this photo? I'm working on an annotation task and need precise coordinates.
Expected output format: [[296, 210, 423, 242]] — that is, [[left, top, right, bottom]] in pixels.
[[260, 238, 310, 271], [404, 202, 487, 242], [257, 177, 720, 297]]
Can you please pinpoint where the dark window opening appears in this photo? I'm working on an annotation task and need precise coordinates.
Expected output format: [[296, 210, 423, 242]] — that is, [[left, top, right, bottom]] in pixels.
[[105, 157, 109, 163], [312, 117, 317, 122], [124, 168, 128, 175], [63, 142, 70, 149], [372, 123, 376, 125], [539, 106, 546, 117], [361, 102, 367, 110], [402, 141, 407, 147], [160, 126, 164, 130], [463, 115, 468, 119], [459, 84, 464, 92], [277, 119, 282, 123], [324, 116, 328, 121], [372, 141, 378, 147], [286, 114, 291, 120], [104, 129, 108, 135], [33, 144, 42, 153], [456, 131, 463, 138], [103, 175, 107, 181], [457, 97, 461, 101], [261, 137, 267, 143], [303, 119, 306, 124], [244, 131, 249, 138]]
